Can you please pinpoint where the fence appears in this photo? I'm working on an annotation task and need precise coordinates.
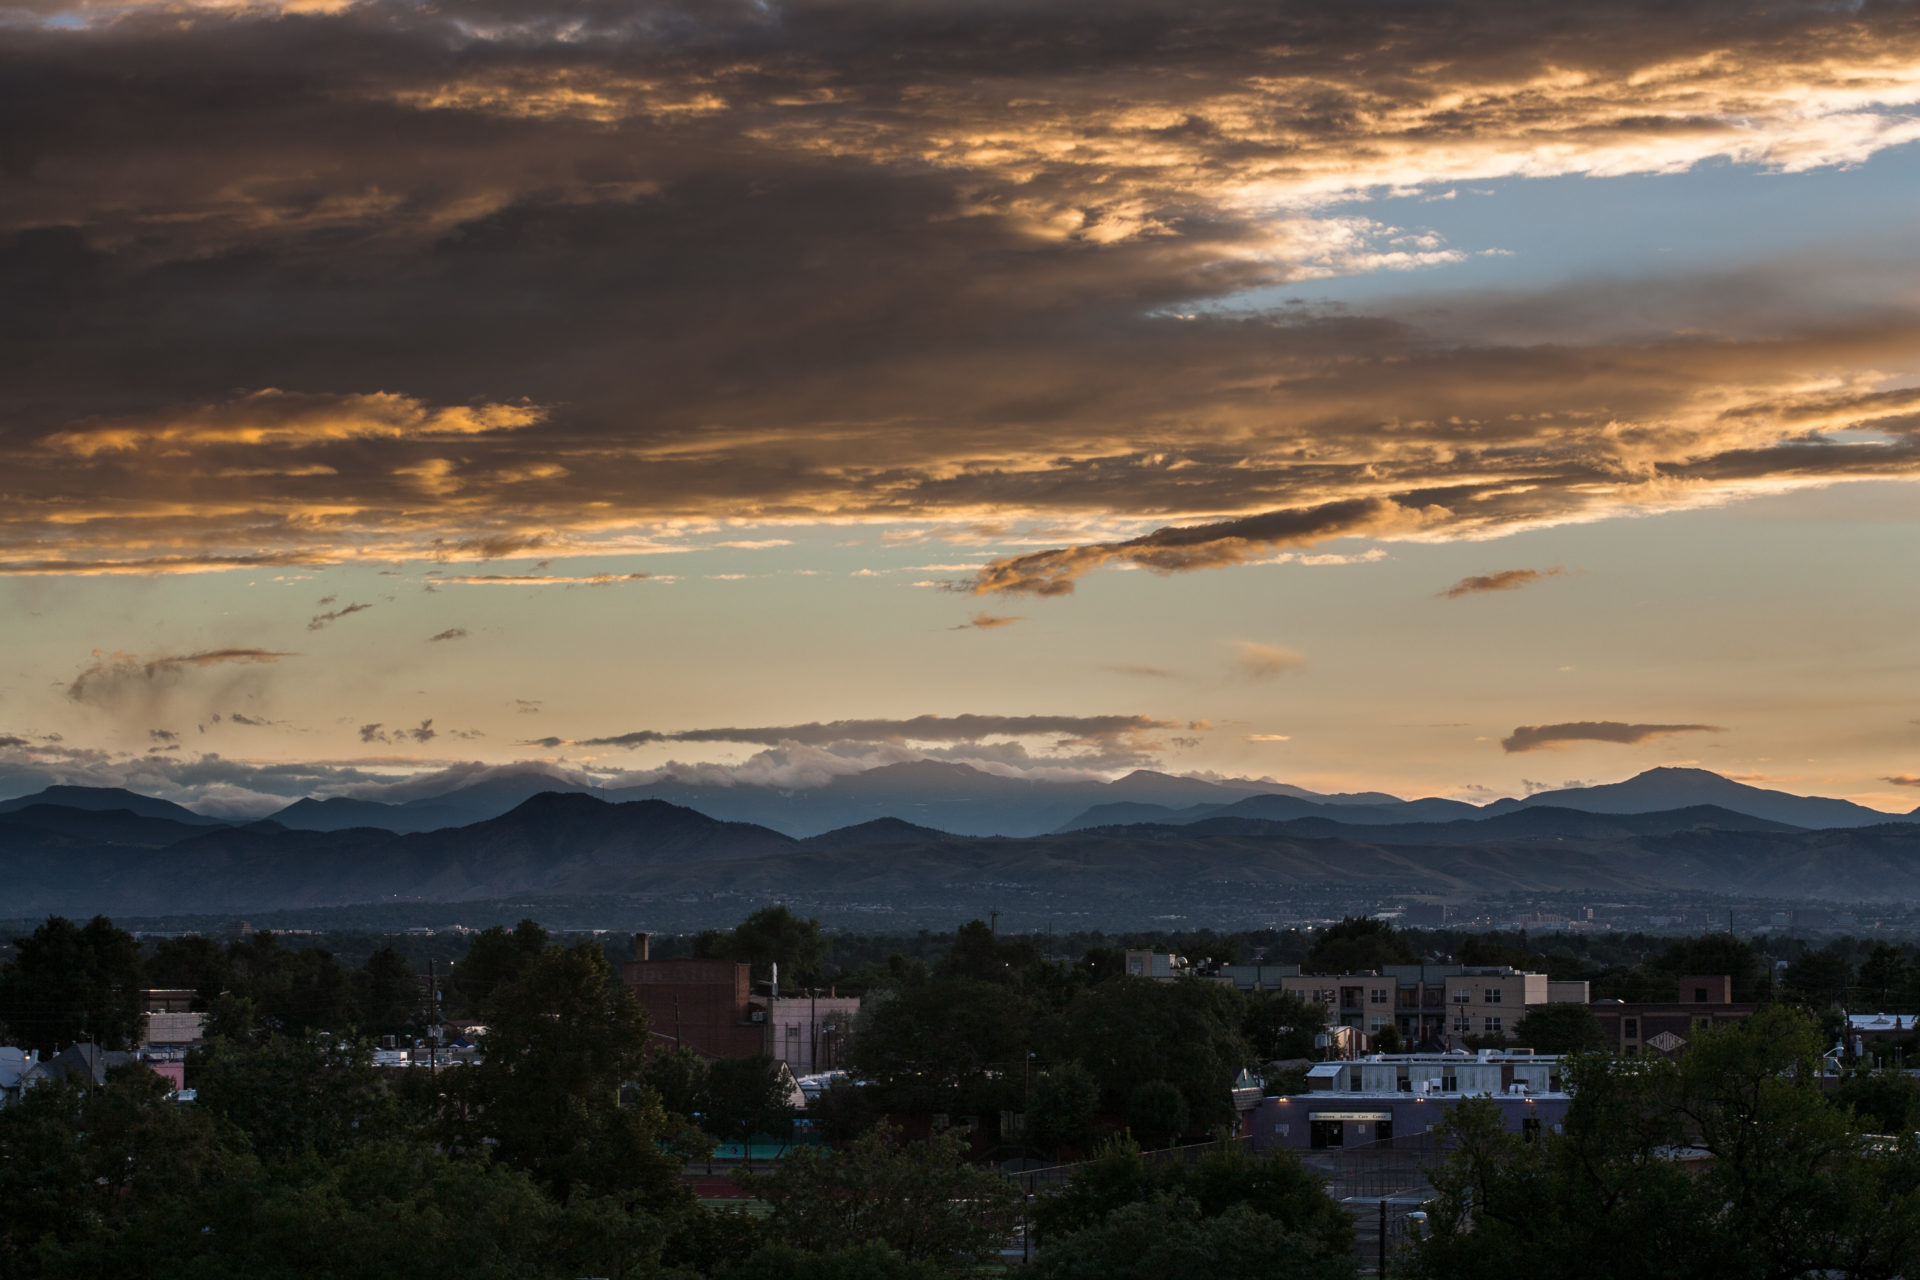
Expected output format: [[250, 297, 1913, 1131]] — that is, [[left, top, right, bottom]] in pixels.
[[1304, 1128, 1445, 1201]]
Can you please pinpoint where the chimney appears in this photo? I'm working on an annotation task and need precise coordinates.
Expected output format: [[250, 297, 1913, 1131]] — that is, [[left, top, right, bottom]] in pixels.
[[634, 932, 650, 962]]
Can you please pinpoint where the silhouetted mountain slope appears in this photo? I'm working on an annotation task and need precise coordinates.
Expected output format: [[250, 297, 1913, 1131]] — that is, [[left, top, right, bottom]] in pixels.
[[0, 793, 799, 914], [2, 784, 1919, 918], [1126, 804, 1805, 845], [0, 804, 217, 847], [0, 786, 227, 825], [1487, 767, 1891, 828], [800, 817, 966, 848]]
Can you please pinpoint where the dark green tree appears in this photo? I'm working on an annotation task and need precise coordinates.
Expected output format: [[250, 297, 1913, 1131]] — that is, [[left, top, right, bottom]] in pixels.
[[1510, 1002, 1606, 1055], [1032, 1137, 1353, 1279], [1837, 1068, 1920, 1134], [0, 1066, 250, 1273], [448, 919, 549, 1012], [743, 1124, 1020, 1270], [190, 1031, 408, 1162], [145, 933, 234, 1008], [1124, 1080, 1189, 1149], [1860, 942, 1909, 1008], [715, 1240, 942, 1280], [355, 944, 423, 1036], [442, 941, 683, 1205], [1304, 917, 1412, 974], [1659, 933, 1763, 1001], [1066, 976, 1249, 1137], [1785, 947, 1853, 1009], [702, 1053, 794, 1146], [696, 906, 827, 985], [1243, 989, 1328, 1061], [1409, 1008, 1920, 1280], [1033, 1198, 1355, 1280], [1026, 1061, 1101, 1157], [641, 1043, 709, 1120], [0, 915, 145, 1052]]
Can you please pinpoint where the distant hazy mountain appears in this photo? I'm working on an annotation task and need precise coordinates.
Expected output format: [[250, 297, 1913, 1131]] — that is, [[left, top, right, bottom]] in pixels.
[[262, 761, 1282, 838], [270, 769, 597, 833], [1058, 792, 1483, 832], [0, 786, 228, 826], [1487, 767, 1894, 829], [1058, 767, 1898, 833], [3, 786, 1918, 920], [598, 761, 1284, 837]]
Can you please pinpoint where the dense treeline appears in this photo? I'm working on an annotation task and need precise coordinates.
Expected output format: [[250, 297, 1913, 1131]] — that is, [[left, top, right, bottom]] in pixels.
[[0, 915, 1358, 1279], [1408, 1008, 1920, 1280]]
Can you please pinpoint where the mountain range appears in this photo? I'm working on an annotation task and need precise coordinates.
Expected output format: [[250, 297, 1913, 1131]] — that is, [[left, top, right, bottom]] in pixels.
[[204, 762, 1920, 839], [0, 767, 1917, 920]]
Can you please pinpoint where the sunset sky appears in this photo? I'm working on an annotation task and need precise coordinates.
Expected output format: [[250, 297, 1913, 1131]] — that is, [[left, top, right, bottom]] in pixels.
[[3, 0, 1917, 815]]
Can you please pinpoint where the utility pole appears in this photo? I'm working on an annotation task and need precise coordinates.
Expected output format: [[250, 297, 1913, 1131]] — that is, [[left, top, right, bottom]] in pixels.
[[1378, 1199, 1388, 1276], [426, 959, 439, 1075], [990, 908, 999, 936]]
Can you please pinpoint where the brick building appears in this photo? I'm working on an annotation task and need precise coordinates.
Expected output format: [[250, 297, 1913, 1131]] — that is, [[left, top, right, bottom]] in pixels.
[[1589, 975, 1755, 1056], [619, 934, 768, 1059]]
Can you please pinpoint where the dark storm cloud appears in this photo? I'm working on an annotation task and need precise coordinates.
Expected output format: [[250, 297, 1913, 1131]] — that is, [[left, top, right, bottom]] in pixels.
[[1440, 568, 1566, 599], [1502, 721, 1725, 753], [3, 0, 1920, 577]]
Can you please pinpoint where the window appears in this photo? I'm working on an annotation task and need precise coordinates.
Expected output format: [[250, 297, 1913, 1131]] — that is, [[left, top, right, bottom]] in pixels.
[[1484, 1016, 1503, 1034], [1451, 989, 1471, 1003], [1348, 1074, 1363, 1093], [1484, 987, 1503, 1004], [1441, 1073, 1457, 1092], [1452, 1017, 1471, 1034], [1371, 988, 1388, 1004], [1694, 987, 1709, 1002], [1624, 1018, 1639, 1039]]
